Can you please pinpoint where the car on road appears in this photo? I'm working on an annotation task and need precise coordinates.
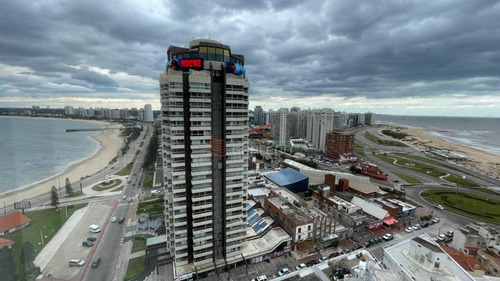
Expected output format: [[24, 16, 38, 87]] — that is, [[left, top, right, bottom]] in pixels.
[[306, 260, 319, 267], [329, 252, 340, 259], [382, 233, 394, 241], [151, 189, 162, 194], [122, 195, 127, 200], [132, 183, 136, 186], [87, 237, 96, 242], [318, 256, 328, 263], [436, 205, 444, 210], [278, 268, 290, 276], [296, 263, 306, 270], [438, 234, 447, 242], [405, 227, 414, 233], [82, 240, 94, 247], [91, 257, 101, 268], [69, 259, 85, 267], [432, 218, 440, 224], [412, 224, 422, 231], [119, 217, 125, 224], [127, 198, 132, 203], [111, 216, 117, 223], [251, 275, 267, 281]]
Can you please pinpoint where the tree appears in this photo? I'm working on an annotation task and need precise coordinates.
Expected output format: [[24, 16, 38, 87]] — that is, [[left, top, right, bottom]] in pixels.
[[65, 178, 73, 196], [50, 185, 59, 208], [0, 247, 16, 281], [20, 241, 35, 270]]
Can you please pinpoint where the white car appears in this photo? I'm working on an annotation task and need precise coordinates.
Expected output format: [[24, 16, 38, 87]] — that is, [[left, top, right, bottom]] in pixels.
[[295, 263, 306, 270], [278, 268, 290, 276], [436, 205, 444, 210], [151, 189, 162, 194], [412, 224, 421, 230], [405, 227, 414, 233], [251, 275, 267, 281], [111, 216, 117, 223], [382, 233, 393, 240], [318, 256, 328, 262]]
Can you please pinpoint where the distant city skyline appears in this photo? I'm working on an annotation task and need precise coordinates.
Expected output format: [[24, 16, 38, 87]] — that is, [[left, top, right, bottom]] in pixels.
[[1, 1, 500, 117]]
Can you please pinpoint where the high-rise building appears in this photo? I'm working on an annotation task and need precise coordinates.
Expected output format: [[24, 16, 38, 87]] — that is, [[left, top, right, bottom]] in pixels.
[[254, 105, 265, 126], [306, 108, 335, 151], [364, 112, 376, 125], [270, 108, 290, 147], [64, 106, 74, 115], [160, 39, 249, 275], [144, 104, 154, 122], [325, 130, 354, 159]]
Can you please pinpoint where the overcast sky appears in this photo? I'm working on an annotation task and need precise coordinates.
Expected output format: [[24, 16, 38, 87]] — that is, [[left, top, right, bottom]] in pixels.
[[1, 0, 500, 117]]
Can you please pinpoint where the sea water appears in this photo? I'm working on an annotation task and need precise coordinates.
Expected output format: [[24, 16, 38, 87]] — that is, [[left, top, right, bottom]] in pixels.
[[376, 115, 500, 156], [0, 117, 104, 194]]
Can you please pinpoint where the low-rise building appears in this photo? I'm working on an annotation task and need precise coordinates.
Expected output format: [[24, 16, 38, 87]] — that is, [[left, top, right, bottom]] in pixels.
[[442, 245, 486, 277], [0, 212, 30, 236], [477, 246, 500, 276], [450, 222, 500, 251], [382, 233, 475, 281]]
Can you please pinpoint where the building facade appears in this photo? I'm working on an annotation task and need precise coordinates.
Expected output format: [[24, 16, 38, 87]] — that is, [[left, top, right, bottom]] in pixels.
[[160, 39, 249, 274], [144, 104, 154, 122], [325, 130, 354, 159]]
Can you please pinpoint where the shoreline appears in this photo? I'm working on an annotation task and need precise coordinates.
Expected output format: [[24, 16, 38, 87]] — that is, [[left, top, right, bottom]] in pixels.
[[0, 117, 124, 204], [390, 126, 500, 178]]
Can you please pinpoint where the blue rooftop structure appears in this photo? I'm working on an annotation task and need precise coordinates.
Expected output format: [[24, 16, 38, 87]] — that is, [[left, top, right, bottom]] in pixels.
[[264, 168, 309, 193], [252, 218, 269, 234]]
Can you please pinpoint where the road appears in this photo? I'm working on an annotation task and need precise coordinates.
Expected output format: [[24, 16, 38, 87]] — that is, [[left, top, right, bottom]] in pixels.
[[83, 123, 152, 281]]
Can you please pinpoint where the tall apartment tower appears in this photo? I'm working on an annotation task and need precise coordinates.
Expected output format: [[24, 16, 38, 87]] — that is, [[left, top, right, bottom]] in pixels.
[[144, 104, 154, 122], [325, 130, 354, 159], [270, 108, 290, 147], [306, 108, 335, 151], [254, 105, 266, 126], [159, 39, 249, 275]]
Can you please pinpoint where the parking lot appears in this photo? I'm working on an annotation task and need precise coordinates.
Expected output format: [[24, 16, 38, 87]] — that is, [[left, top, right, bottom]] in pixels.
[[40, 201, 114, 280]]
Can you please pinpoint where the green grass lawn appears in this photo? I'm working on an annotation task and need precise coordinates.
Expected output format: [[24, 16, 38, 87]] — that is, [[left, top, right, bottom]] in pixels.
[[442, 174, 479, 188], [115, 162, 134, 176], [63, 190, 84, 198], [354, 143, 363, 149], [473, 188, 500, 196], [375, 154, 447, 178], [421, 189, 500, 224], [131, 235, 147, 253], [142, 172, 154, 189], [354, 149, 365, 157], [111, 186, 124, 192], [137, 199, 164, 216], [4, 204, 87, 277], [124, 256, 146, 281], [91, 179, 122, 191], [364, 131, 408, 147], [392, 172, 422, 184]]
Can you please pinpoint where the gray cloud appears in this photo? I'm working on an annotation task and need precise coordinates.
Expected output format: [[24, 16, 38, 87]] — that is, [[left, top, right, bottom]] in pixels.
[[0, 0, 499, 115]]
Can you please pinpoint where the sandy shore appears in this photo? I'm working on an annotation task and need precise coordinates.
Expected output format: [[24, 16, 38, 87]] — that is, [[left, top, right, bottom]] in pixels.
[[0, 118, 124, 204], [391, 126, 500, 178]]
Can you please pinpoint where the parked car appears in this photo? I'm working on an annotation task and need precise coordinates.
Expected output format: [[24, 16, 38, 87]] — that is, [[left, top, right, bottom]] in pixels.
[[412, 224, 422, 230], [342, 248, 351, 254], [82, 240, 94, 247], [382, 233, 394, 241], [296, 263, 306, 270], [446, 230, 454, 237], [91, 257, 101, 268], [438, 234, 447, 241], [306, 260, 319, 267], [68, 259, 85, 267], [432, 218, 440, 224], [251, 275, 267, 281], [329, 252, 340, 259], [420, 221, 430, 228], [127, 198, 132, 203], [352, 244, 363, 251], [405, 227, 414, 233], [87, 237, 96, 242], [318, 256, 328, 263], [278, 268, 290, 276], [119, 217, 125, 224], [111, 216, 117, 223], [362, 242, 371, 248]]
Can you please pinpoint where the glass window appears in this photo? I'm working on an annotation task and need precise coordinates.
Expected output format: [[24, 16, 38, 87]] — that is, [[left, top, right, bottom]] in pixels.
[[183, 53, 190, 58], [207, 47, 215, 60], [190, 52, 199, 58], [199, 47, 207, 60], [216, 48, 224, 61]]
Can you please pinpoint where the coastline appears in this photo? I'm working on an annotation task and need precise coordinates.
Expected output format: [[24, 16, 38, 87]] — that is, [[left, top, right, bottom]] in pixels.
[[0, 118, 124, 204], [394, 126, 500, 178]]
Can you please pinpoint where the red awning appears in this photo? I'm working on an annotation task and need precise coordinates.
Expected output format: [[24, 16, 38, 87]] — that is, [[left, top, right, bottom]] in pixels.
[[383, 217, 398, 225]]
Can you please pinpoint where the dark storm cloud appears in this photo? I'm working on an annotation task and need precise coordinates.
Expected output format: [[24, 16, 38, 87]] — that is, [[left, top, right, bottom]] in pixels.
[[0, 0, 499, 109]]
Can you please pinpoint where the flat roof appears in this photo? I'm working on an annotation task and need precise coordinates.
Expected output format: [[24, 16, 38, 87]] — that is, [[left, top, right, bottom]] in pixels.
[[247, 188, 269, 197], [383, 233, 474, 281], [267, 197, 312, 225], [351, 197, 388, 220], [264, 168, 308, 186], [348, 182, 380, 194]]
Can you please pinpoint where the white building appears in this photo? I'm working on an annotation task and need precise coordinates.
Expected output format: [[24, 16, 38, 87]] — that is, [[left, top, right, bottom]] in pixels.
[[144, 104, 154, 122], [306, 108, 336, 151], [160, 39, 249, 277]]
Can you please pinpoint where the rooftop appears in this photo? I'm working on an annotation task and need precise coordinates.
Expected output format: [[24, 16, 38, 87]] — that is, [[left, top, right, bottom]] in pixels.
[[351, 197, 389, 220], [0, 212, 30, 232], [348, 182, 380, 194], [264, 168, 308, 187], [266, 197, 313, 225], [442, 245, 487, 272]]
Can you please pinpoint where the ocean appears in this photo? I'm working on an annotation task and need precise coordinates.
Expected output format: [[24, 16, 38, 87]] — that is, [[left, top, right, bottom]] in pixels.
[[0, 117, 104, 194], [376, 115, 500, 157]]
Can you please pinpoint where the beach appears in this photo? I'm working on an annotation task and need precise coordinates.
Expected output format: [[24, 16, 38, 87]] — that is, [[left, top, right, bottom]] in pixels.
[[395, 127, 500, 178], [0, 118, 124, 204]]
